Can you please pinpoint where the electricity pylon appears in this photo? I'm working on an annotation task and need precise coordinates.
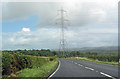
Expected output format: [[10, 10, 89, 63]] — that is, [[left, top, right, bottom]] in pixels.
[[57, 7, 68, 57]]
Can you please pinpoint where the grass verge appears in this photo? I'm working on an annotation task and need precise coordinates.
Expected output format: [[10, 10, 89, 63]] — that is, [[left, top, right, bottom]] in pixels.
[[70, 57, 118, 65], [18, 59, 58, 77]]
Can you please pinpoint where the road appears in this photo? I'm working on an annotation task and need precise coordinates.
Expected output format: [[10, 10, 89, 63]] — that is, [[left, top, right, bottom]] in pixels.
[[49, 58, 118, 79]]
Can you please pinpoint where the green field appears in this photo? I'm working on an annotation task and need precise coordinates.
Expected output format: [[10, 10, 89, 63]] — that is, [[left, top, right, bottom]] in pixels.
[[70, 57, 118, 65]]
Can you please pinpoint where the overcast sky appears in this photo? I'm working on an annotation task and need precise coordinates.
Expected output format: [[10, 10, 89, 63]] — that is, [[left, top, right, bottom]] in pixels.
[[1, 0, 119, 50]]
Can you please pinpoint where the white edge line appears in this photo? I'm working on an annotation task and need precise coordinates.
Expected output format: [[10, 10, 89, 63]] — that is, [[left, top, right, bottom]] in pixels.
[[47, 60, 61, 79], [100, 72, 116, 79]]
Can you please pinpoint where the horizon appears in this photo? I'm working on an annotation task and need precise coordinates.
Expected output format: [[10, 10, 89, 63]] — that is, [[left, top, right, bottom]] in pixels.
[[1, 45, 118, 51]]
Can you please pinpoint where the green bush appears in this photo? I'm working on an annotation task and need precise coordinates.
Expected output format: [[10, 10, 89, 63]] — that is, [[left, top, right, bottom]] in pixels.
[[50, 58, 54, 61], [2, 52, 54, 75]]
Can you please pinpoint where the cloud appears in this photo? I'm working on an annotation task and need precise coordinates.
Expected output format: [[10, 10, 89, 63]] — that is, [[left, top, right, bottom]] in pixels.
[[1, 0, 118, 27], [2, 28, 60, 49], [22, 28, 30, 32], [1, 0, 118, 50], [2, 27, 118, 50]]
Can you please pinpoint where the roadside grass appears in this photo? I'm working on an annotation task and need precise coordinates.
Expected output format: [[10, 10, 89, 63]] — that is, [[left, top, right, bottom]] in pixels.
[[2, 52, 58, 78], [18, 59, 58, 77], [70, 57, 118, 65]]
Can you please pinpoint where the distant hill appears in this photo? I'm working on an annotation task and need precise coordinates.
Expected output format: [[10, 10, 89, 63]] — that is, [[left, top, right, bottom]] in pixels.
[[69, 46, 118, 53]]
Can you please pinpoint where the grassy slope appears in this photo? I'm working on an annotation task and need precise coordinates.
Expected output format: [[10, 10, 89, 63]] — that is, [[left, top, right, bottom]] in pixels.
[[70, 57, 118, 65], [2, 52, 58, 78], [18, 60, 58, 77]]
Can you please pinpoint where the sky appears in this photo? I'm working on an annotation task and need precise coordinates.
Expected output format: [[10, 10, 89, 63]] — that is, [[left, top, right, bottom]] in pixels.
[[0, 0, 119, 50]]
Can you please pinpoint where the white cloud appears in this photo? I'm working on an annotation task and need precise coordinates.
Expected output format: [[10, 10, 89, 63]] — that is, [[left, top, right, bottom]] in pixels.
[[1, 1, 118, 50], [9, 38, 14, 42], [2, 27, 118, 50], [22, 28, 30, 32], [1, 1, 118, 27]]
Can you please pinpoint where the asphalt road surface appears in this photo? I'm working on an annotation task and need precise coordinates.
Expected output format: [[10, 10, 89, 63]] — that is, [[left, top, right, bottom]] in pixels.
[[49, 58, 118, 79]]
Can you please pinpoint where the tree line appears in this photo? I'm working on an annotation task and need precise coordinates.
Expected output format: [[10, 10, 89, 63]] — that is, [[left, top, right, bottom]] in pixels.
[[3, 49, 119, 62]]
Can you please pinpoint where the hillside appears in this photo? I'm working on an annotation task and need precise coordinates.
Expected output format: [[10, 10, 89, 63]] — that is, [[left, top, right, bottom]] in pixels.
[[69, 46, 118, 53]]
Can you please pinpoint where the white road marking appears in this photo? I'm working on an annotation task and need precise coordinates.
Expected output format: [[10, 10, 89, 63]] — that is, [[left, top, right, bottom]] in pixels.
[[69, 60, 116, 79], [78, 64, 83, 67], [100, 72, 116, 79], [96, 71, 98, 72], [47, 60, 61, 79], [74, 62, 77, 64], [85, 67, 94, 71]]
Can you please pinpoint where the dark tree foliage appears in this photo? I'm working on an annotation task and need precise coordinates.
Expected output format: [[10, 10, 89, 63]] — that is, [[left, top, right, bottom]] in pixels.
[[3, 49, 58, 56]]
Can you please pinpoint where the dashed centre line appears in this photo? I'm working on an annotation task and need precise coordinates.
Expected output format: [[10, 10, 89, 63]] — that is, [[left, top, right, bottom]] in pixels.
[[100, 72, 116, 79], [96, 71, 98, 72], [71, 61, 116, 79], [78, 64, 83, 67], [85, 67, 94, 71], [74, 62, 78, 64]]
